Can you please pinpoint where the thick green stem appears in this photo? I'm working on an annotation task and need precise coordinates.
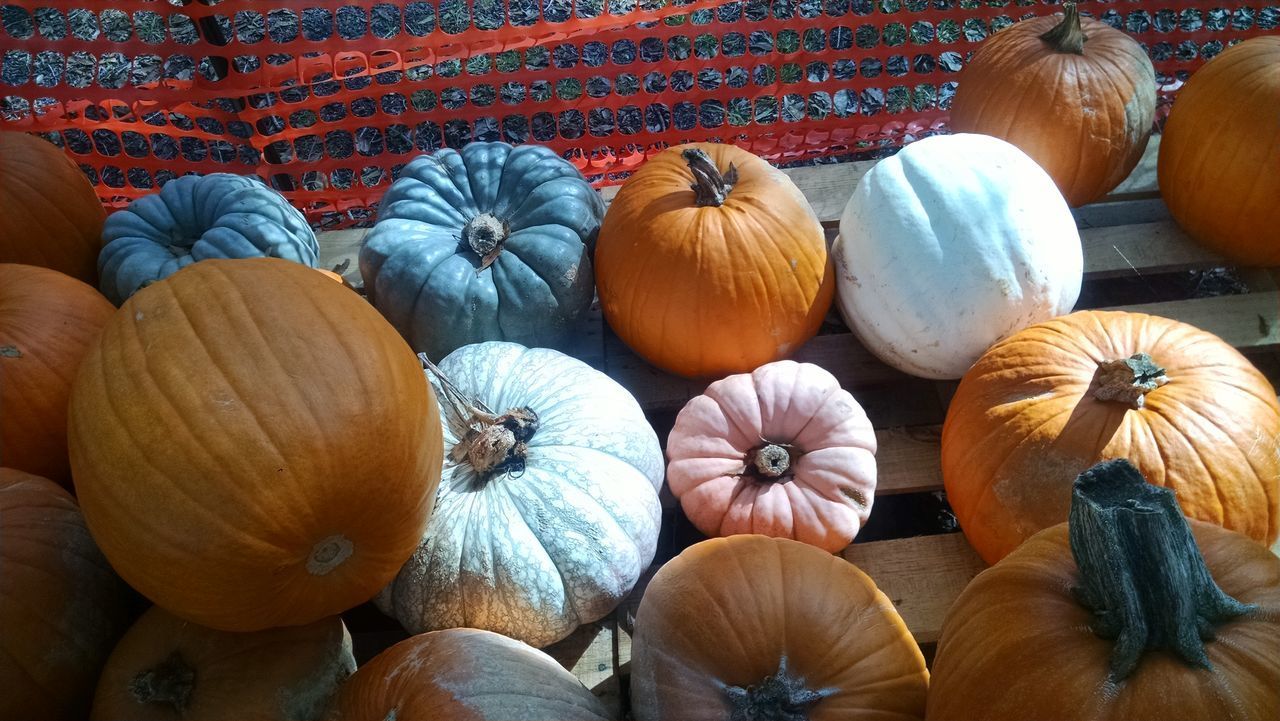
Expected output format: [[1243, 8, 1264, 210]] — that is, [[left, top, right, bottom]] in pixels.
[[1068, 459, 1255, 681], [1040, 3, 1087, 55], [1092, 353, 1168, 409], [683, 148, 739, 207], [724, 657, 833, 721], [130, 651, 196, 713]]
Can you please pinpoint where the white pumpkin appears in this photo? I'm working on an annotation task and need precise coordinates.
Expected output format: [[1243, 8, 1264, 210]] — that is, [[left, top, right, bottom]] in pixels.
[[832, 133, 1082, 379], [377, 341, 663, 648]]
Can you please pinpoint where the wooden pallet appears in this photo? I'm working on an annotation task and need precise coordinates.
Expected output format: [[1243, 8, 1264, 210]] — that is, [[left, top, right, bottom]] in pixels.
[[319, 136, 1280, 718]]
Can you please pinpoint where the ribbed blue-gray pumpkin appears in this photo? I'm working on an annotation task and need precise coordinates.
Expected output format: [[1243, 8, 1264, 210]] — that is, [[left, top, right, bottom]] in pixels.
[[360, 142, 604, 360], [97, 173, 318, 305]]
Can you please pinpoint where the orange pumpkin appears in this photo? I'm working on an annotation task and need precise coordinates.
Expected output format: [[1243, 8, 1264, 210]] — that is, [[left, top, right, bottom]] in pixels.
[[0, 264, 115, 487], [68, 258, 444, 632], [949, 4, 1156, 207], [0, 467, 132, 721], [91, 607, 355, 721], [631, 535, 928, 720], [1159, 35, 1280, 266], [928, 460, 1280, 721], [595, 143, 834, 379], [941, 310, 1280, 565], [328, 628, 611, 720], [0, 132, 105, 282]]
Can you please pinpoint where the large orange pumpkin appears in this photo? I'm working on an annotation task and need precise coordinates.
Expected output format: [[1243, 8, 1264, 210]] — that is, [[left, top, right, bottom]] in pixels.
[[92, 607, 355, 721], [595, 143, 834, 379], [68, 258, 444, 632], [949, 4, 1156, 207], [0, 467, 132, 721], [928, 460, 1280, 721], [0, 263, 115, 486], [941, 310, 1280, 565], [328, 628, 611, 720], [1159, 35, 1280, 266], [0, 132, 105, 282], [631, 535, 928, 720]]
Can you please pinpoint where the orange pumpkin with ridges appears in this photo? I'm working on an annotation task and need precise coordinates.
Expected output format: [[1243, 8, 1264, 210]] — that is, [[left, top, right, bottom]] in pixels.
[[0, 263, 115, 486], [68, 258, 443, 632], [949, 4, 1157, 207], [0, 467, 132, 721], [0, 132, 105, 282], [941, 310, 1280, 565], [1159, 35, 1280, 266], [595, 143, 833, 379]]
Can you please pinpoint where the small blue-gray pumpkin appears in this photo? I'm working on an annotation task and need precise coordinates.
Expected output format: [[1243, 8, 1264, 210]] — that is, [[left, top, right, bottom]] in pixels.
[[98, 174, 318, 305], [360, 142, 605, 360]]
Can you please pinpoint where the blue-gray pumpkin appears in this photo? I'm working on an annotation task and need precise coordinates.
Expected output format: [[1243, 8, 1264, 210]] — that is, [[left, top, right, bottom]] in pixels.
[[360, 142, 604, 360], [98, 174, 318, 305]]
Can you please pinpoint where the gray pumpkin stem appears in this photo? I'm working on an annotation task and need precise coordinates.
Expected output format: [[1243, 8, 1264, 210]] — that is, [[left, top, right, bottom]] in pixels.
[[752, 444, 793, 479], [1040, 2, 1088, 55], [724, 656, 835, 721], [1092, 353, 1168, 409], [1068, 459, 1254, 681], [683, 148, 739, 207], [463, 212, 509, 272], [130, 651, 196, 714], [419, 353, 537, 477]]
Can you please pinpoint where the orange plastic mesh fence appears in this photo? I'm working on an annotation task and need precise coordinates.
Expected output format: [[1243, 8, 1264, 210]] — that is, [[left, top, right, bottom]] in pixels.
[[1, 0, 1274, 227]]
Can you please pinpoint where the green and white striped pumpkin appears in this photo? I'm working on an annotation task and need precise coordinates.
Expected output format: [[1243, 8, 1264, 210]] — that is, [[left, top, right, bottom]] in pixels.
[[377, 341, 663, 647]]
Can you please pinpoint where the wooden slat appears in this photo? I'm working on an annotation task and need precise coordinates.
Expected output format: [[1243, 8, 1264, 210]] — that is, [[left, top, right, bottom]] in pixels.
[[313, 137, 1163, 275], [1082, 220, 1226, 278], [876, 426, 944, 496], [545, 621, 624, 718], [842, 533, 987, 645], [1106, 291, 1280, 352]]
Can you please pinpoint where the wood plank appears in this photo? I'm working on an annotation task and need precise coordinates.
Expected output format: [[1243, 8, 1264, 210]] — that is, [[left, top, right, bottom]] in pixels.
[[315, 138, 1162, 260], [1081, 220, 1225, 278], [842, 533, 986, 645], [876, 426, 944, 496], [1107, 290, 1279, 352], [317, 228, 365, 286], [545, 621, 624, 717]]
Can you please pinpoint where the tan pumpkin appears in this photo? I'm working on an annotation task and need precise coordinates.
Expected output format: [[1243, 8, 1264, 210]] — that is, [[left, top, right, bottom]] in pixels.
[[631, 535, 928, 720], [666, 360, 877, 552], [91, 607, 355, 721], [949, 4, 1156, 206], [0, 467, 132, 721], [941, 310, 1280, 565], [327, 628, 611, 721], [68, 258, 444, 632], [928, 459, 1280, 721], [0, 131, 105, 282], [1159, 35, 1280, 266], [595, 143, 833, 379], [0, 263, 115, 486]]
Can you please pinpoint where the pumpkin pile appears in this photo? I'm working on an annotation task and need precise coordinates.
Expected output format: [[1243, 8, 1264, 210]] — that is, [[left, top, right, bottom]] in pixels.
[[1, 10, 1278, 717]]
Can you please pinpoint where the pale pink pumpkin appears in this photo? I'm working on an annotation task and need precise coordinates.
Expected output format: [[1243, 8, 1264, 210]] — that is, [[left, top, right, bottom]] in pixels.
[[666, 361, 877, 552]]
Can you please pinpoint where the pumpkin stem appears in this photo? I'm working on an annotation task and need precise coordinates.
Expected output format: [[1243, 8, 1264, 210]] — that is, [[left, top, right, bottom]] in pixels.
[[683, 148, 739, 207], [724, 656, 835, 721], [752, 444, 793, 479], [130, 651, 196, 714], [1068, 459, 1254, 681], [1040, 2, 1087, 55], [1091, 353, 1169, 409], [463, 212, 509, 272], [420, 354, 538, 479]]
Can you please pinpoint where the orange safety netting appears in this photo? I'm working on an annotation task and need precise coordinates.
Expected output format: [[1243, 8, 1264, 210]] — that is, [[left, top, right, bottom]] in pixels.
[[1, 0, 1274, 227]]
